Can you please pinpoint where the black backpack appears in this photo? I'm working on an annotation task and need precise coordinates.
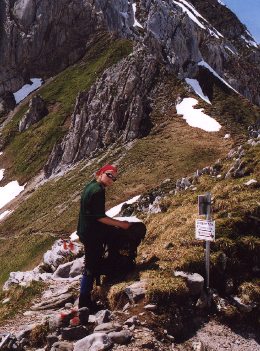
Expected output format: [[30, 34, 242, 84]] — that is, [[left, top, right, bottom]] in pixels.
[[100, 222, 146, 278]]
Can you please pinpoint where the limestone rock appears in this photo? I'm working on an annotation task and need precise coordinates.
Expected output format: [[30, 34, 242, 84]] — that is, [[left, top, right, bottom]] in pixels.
[[53, 261, 74, 279], [108, 330, 132, 344], [73, 332, 113, 351], [44, 45, 159, 176], [31, 292, 74, 311], [124, 280, 148, 303], [95, 310, 111, 325], [174, 271, 204, 296], [19, 95, 48, 132]]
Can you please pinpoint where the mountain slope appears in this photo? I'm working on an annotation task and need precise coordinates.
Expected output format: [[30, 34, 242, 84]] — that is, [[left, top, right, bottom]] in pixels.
[[0, 0, 259, 338]]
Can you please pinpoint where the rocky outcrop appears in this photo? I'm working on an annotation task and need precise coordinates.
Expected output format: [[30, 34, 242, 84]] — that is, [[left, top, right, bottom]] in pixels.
[[18, 95, 48, 132], [44, 44, 159, 176], [0, 0, 138, 102]]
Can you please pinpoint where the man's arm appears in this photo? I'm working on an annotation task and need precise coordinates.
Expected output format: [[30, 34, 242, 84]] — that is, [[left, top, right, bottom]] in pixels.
[[97, 216, 131, 230]]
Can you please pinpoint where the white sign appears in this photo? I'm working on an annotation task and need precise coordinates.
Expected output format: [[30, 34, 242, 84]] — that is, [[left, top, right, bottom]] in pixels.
[[195, 219, 215, 241]]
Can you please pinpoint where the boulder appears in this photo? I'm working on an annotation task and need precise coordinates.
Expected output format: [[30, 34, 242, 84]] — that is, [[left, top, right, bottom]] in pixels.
[[124, 280, 147, 303], [108, 330, 132, 344], [53, 261, 74, 279], [95, 310, 111, 325], [69, 257, 84, 277], [32, 292, 74, 311], [174, 271, 204, 296], [124, 316, 140, 327], [73, 333, 113, 351]]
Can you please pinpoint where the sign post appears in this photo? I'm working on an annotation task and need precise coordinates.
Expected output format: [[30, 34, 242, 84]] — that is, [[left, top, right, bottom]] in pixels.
[[196, 192, 214, 292]]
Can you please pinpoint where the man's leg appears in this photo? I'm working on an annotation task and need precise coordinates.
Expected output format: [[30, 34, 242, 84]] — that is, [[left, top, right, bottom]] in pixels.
[[79, 271, 94, 308]]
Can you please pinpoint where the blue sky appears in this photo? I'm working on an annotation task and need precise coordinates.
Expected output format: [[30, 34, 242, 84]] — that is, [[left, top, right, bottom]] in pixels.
[[223, 0, 260, 43]]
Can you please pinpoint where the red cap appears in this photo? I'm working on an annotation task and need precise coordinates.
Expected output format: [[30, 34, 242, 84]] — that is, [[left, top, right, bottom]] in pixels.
[[96, 164, 117, 176]]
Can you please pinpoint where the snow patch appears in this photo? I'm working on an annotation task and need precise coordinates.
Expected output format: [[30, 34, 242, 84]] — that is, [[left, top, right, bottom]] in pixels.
[[185, 78, 211, 104], [241, 35, 258, 48], [133, 3, 143, 28], [13, 78, 43, 104], [176, 97, 221, 132], [0, 181, 25, 209], [0, 210, 12, 221], [217, 0, 225, 5], [198, 60, 239, 94], [113, 216, 141, 222], [173, 0, 205, 29], [225, 45, 237, 55], [106, 195, 140, 217], [0, 169, 4, 181]]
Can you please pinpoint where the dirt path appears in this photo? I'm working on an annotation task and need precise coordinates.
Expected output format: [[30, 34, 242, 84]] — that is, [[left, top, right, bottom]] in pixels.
[[1, 277, 259, 351]]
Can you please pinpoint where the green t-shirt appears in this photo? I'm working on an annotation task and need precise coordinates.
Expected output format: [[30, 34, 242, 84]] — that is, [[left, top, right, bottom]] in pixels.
[[77, 179, 106, 243]]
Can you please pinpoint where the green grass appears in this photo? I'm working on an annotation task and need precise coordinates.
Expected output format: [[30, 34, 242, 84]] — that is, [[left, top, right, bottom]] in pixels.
[[1, 33, 133, 183], [0, 234, 55, 287], [0, 281, 45, 326]]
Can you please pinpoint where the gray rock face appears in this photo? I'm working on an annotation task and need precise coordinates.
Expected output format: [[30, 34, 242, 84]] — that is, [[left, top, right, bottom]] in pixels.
[[0, 0, 102, 97], [0, 0, 135, 101], [19, 94, 48, 132], [44, 45, 159, 176]]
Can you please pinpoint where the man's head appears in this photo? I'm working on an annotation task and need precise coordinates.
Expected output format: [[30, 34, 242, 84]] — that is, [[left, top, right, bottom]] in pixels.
[[96, 164, 117, 187]]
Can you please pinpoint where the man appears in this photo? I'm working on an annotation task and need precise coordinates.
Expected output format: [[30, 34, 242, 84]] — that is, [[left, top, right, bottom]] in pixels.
[[77, 164, 131, 310]]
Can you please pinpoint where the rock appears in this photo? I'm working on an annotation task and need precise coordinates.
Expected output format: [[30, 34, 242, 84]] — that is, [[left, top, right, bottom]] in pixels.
[[50, 341, 74, 351], [43, 239, 81, 272], [108, 330, 132, 344], [144, 304, 157, 311], [32, 292, 74, 311], [3, 269, 52, 290], [44, 45, 159, 177], [124, 316, 140, 326], [61, 326, 88, 341], [73, 333, 113, 351], [124, 280, 147, 303], [95, 310, 111, 325], [19, 95, 48, 132], [244, 179, 258, 187], [174, 271, 204, 295], [231, 296, 253, 313], [69, 257, 84, 277], [94, 322, 122, 333], [53, 261, 74, 279], [164, 242, 174, 249]]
